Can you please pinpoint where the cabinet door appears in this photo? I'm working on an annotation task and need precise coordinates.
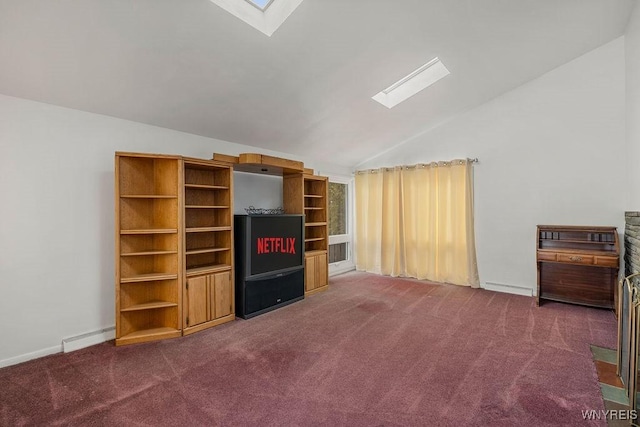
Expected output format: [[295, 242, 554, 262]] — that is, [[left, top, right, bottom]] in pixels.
[[305, 256, 316, 291], [212, 271, 232, 319], [316, 253, 328, 288], [186, 275, 209, 327]]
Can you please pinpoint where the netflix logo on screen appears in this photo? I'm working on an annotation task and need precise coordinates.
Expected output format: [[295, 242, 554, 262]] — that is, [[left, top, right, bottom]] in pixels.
[[237, 215, 304, 277], [256, 237, 296, 254]]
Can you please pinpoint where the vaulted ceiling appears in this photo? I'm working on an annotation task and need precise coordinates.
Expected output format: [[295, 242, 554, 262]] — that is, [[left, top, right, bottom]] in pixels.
[[0, 0, 635, 167]]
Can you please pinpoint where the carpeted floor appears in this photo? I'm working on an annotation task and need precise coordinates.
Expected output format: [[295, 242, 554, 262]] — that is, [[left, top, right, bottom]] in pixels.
[[0, 271, 617, 426]]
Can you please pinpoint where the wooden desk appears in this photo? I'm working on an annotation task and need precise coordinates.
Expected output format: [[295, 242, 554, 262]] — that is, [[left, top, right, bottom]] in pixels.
[[536, 225, 619, 310]]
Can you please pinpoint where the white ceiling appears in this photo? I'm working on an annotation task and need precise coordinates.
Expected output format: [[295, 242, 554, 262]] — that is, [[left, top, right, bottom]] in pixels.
[[0, 0, 635, 167]]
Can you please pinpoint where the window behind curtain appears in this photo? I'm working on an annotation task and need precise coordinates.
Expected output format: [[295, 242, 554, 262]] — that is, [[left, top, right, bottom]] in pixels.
[[328, 182, 349, 263], [354, 160, 479, 287]]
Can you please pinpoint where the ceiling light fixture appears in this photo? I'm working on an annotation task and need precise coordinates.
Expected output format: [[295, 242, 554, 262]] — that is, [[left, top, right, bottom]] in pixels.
[[372, 57, 450, 108]]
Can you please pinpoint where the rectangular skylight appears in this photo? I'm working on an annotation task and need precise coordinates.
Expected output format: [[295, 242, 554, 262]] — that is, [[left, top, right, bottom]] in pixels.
[[372, 57, 450, 108], [245, 0, 275, 10], [209, 0, 303, 36]]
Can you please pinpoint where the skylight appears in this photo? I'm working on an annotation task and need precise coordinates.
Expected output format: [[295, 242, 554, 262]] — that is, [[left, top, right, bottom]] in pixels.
[[245, 0, 274, 10], [372, 57, 450, 109], [209, 0, 303, 37]]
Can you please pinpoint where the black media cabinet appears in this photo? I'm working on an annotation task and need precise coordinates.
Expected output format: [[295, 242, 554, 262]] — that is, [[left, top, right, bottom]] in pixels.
[[235, 268, 304, 319]]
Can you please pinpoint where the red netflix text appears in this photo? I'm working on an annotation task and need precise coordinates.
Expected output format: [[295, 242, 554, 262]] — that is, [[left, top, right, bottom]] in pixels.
[[256, 237, 296, 254]]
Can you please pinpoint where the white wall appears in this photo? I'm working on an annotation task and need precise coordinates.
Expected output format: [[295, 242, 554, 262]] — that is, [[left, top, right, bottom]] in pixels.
[[627, 4, 640, 210], [358, 38, 627, 294], [233, 172, 284, 214], [0, 94, 350, 366]]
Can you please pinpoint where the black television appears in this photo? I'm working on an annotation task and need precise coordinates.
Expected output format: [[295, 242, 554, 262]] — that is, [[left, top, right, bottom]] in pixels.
[[235, 214, 304, 278]]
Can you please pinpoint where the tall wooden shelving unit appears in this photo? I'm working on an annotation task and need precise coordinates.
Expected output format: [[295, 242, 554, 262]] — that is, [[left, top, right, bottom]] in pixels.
[[182, 158, 234, 335], [212, 152, 330, 297], [115, 153, 235, 346], [116, 151, 331, 345], [284, 173, 329, 295], [115, 153, 183, 345]]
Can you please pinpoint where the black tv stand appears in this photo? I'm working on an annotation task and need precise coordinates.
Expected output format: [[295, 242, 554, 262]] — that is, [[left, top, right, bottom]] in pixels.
[[235, 267, 304, 319]]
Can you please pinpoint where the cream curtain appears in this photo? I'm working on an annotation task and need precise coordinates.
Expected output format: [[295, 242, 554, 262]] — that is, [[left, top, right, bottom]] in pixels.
[[355, 159, 479, 287]]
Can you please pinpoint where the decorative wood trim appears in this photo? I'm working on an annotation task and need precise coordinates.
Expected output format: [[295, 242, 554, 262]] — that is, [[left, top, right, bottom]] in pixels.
[[182, 313, 235, 336], [234, 153, 305, 175], [305, 285, 328, 296], [212, 153, 240, 164]]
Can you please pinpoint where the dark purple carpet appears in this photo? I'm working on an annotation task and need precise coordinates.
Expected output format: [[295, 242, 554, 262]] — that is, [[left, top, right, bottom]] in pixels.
[[0, 272, 616, 426]]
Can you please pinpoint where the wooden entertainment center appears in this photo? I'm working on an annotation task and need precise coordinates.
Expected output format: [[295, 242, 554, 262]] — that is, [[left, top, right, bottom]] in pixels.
[[115, 151, 329, 346], [214, 152, 330, 297]]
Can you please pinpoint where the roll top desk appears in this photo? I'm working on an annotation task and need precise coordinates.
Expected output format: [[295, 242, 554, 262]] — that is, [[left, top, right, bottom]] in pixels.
[[536, 225, 619, 310]]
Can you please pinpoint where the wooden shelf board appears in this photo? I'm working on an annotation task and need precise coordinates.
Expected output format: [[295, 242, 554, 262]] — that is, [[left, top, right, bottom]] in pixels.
[[305, 237, 325, 242], [185, 205, 230, 209], [116, 327, 181, 344], [186, 247, 230, 255], [184, 184, 229, 190], [304, 194, 324, 198], [304, 175, 326, 182], [121, 250, 178, 257], [186, 264, 232, 277], [539, 239, 615, 245], [120, 273, 178, 283], [305, 222, 327, 227], [120, 301, 178, 312], [120, 195, 177, 199], [186, 226, 231, 233], [538, 225, 617, 232], [305, 249, 327, 257], [183, 156, 232, 168], [304, 207, 324, 210], [537, 248, 619, 256], [121, 229, 178, 235]]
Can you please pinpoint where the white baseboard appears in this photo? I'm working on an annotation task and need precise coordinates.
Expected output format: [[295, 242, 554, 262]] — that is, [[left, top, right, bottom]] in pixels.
[[62, 326, 115, 353], [329, 264, 356, 277], [0, 344, 62, 369], [482, 281, 534, 297]]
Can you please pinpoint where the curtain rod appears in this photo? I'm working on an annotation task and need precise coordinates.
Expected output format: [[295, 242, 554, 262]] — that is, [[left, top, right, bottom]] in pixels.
[[355, 158, 479, 175]]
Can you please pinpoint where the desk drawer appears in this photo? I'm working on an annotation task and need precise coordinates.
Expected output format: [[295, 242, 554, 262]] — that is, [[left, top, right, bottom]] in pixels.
[[537, 252, 557, 262], [557, 253, 594, 265], [595, 256, 619, 267]]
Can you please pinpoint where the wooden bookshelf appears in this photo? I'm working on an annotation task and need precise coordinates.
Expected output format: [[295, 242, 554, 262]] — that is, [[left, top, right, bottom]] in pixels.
[[284, 173, 329, 295], [115, 153, 182, 346], [182, 159, 235, 336], [115, 153, 236, 345]]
